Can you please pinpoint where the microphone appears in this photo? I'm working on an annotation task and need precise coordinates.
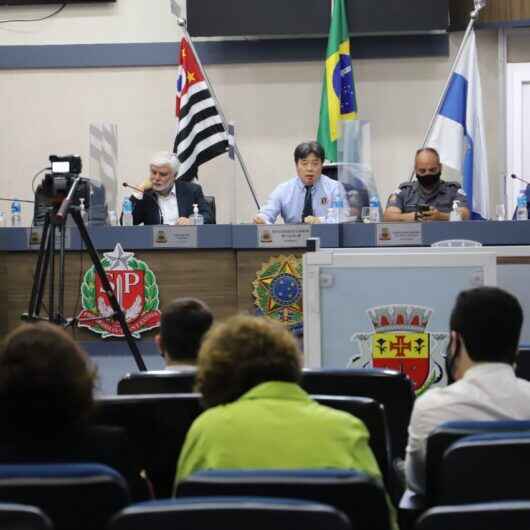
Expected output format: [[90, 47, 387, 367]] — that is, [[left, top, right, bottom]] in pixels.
[[510, 174, 530, 186], [122, 182, 164, 224]]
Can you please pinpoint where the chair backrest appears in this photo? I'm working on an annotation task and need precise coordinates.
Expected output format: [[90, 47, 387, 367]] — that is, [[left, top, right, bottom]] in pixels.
[[416, 501, 530, 530], [0, 463, 129, 530], [117, 370, 197, 395], [430, 239, 482, 247], [515, 349, 530, 381], [176, 469, 390, 530], [0, 503, 52, 530], [110, 496, 351, 530], [312, 395, 391, 491], [440, 432, 530, 504], [93, 394, 203, 498], [301, 368, 415, 459], [425, 420, 530, 504], [204, 195, 216, 224]]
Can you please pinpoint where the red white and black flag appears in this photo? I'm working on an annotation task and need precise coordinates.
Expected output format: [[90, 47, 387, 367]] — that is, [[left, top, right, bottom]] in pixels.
[[173, 38, 228, 181]]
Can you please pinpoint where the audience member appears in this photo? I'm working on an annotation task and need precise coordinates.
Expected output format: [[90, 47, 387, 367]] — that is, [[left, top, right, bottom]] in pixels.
[[405, 286, 530, 495], [156, 297, 213, 370], [176, 315, 383, 483], [0, 322, 151, 500]]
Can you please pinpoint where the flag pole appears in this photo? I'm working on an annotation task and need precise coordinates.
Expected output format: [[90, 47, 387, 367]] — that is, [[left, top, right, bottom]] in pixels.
[[411, 0, 487, 179], [172, 15, 261, 210]]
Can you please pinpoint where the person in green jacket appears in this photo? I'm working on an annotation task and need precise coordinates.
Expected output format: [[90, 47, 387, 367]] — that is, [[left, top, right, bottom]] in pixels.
[[175, 314, 382, 482]]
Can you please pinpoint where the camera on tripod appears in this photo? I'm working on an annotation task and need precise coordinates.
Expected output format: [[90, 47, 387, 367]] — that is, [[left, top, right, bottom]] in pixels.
[[41, 155, 84, 205]]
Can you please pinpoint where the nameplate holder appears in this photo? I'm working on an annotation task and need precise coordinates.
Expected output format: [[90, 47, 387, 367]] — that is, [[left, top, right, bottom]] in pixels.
[[152, 226, 198, 248], [257, 225, 311, 248], [376, 223, 422, 246], [27, 227, 72, 250]]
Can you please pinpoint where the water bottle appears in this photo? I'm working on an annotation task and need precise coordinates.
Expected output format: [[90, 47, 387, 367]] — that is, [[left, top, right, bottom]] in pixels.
[[326, 197, 339, 224], [108, 210, 118, 226], [334, 193, 345, 223], [449, 200, 462, 222], [516, 191, 528, 221], [122, 198, 134, 226], [189, 203, 204, 225], [10, 200, 22, 227], [79, 198, 88, 224], [0, 211, 5, 228], [369, 196, 380, 223]]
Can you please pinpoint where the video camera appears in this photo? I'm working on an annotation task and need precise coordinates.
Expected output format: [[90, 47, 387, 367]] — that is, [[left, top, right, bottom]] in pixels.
[[41, 155, 84, 203]]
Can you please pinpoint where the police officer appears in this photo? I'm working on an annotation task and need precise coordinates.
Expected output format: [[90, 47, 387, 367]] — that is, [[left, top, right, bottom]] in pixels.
[[383, 148, 470, 222]]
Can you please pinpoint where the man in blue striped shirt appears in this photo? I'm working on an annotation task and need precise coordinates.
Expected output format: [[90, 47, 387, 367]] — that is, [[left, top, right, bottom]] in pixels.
[[253, 141, 347, 225]]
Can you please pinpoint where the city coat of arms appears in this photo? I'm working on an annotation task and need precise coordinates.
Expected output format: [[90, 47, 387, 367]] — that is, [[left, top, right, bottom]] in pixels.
[[350, 304, 449, 394], [77, 243, 161, 338]]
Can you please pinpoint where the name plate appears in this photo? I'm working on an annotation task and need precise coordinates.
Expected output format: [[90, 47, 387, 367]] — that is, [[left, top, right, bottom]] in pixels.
[[152, 226, 198, 248], [376, 223, 422, 246], [257, 225, 311, 248], [27, 227, 72, 250]]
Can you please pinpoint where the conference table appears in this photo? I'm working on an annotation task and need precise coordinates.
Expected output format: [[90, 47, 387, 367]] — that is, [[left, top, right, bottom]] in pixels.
[[1, 221, 530, 352]]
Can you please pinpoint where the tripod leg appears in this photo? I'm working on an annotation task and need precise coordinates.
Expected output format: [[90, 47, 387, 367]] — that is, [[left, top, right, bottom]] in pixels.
[[27, 215, 52, 318], [57, 222, 67, 324], [71, 210, 147, 371], [48, 223, 56, 322]]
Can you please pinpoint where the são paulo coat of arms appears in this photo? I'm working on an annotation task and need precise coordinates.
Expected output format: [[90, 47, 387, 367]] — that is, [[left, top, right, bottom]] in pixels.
[[253, 255, 303, 332], [350, 304, 449, 394], [77, 243, 161, 338]]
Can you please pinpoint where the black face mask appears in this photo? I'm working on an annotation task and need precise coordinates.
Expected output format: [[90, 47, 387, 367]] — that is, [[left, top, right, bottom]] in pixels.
[[416, 172, 441, 188]]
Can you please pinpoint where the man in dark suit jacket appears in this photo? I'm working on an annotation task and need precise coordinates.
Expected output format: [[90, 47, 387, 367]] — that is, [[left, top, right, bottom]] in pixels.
[[130, 152, 211, 225]]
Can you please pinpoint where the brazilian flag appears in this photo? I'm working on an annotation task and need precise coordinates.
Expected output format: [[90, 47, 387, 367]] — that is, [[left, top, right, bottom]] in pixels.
[[317, 0, 358, 162]]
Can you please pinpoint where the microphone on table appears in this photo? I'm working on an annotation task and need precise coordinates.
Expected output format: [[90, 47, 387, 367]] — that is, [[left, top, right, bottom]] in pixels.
[[122, 182, 164, 224]]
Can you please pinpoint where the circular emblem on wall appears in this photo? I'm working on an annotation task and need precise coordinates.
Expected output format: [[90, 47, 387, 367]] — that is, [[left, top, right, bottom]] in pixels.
[[252, 255, 303, 333]]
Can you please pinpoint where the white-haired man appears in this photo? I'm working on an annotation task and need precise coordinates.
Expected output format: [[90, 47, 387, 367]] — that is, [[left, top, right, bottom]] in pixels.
[[130, 152, 211, 225]]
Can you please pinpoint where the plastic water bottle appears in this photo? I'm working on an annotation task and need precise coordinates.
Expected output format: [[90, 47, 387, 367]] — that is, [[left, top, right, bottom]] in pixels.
[[79, 198, 88, 224], [108, 210, 118, 226], [122, 198, 134, 226], [369, 196, 380, 223], [0, 211, 5, 228], [10, 200, 22, 227], [449, 200, 462, 222], [189, 203, 204, 225], [334, 193, 345, 223], [326, 197, 339, 224], [516, 191, 528, 221]]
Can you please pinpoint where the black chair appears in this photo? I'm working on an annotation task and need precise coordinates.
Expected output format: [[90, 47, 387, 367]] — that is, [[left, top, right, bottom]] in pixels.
[[416, 501, 530, 530], [439, 432, 530, 505], [94, 394, 203, 498], [176, 469, 391, 530], [204, 195, 216, 224], [301, 368, 415, 461], [0, 503, 52, 530], [117, 370, 197, 395], [0, 463, 130, 530], [312, 395, 391, 491], [425, 420, 530, 504], [515, 349, 530, 381], [110, 497, 351, 530]]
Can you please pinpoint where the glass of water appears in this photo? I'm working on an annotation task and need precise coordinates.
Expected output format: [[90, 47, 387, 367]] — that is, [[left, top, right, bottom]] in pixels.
[[495, 204, 506, 221], [361, 207, 370, 223]]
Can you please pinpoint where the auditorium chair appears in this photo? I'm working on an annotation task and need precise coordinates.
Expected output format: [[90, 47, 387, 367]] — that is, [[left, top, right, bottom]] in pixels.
[[415, 501, 530, 530], [439, 431, 530, 505], [117, 370, 197, 395], [0, 503, 52, 530], [0, 463, 130, 530], [515, 349, 530, 381], [175, 469, 391, 530], [424, 420, 530, 504], [93, 394, 203, 498], [204, 195, 216, 224], [301, 368, 415, 461], [109, 497, 351, 530]]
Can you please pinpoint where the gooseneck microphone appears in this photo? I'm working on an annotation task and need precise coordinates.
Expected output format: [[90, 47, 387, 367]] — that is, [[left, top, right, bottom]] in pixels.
[[510, 174, 530, 187], [122, 182, 164, 224]]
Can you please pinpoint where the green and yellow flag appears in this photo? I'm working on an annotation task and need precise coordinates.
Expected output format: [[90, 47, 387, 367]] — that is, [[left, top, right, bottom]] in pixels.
[[317, 0, 358, 162]]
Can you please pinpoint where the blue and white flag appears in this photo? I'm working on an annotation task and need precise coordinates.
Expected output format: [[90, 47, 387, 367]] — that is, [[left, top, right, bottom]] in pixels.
[[426, 30, 489, 219]]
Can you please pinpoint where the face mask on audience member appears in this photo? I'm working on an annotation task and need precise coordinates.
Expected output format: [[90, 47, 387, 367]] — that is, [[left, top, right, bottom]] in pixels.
[[416, 172, 441, 189]]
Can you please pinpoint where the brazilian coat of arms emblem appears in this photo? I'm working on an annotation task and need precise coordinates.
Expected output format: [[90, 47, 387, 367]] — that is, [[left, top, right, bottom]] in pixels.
[[77, 243, 161, 338], [252, 255, 303, 332], [350, 304, 449, 394]]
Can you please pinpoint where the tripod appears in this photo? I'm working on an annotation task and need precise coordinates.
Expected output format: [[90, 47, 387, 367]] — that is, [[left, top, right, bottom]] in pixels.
[[23, 177, 146, 371]]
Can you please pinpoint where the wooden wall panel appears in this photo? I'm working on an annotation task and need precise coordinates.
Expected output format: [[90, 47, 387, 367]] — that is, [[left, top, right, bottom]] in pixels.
[[450, 0, 530, 26], [0, 252, 7, 337]]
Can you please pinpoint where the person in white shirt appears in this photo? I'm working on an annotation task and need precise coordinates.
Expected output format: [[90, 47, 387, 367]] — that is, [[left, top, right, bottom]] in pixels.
[[405, 286, 530, 495], [252, 141, 347, 225], [130, 152, 211, 225], [155, 297, 213, 371]]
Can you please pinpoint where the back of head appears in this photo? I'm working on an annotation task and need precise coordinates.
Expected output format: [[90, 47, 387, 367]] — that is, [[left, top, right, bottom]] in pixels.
[[196, 315, 302, 408], [0, 322, 96, 440], [450, 286, 523, 364], [294, 141, 325, 163], [160, 298, 213, 364]]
